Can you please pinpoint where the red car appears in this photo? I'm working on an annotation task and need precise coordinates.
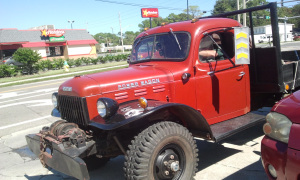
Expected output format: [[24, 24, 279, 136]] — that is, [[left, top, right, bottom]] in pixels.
[[261, 90, 300, 179]]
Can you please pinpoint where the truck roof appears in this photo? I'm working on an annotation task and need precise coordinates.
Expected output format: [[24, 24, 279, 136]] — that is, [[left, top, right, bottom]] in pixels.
[[137, 18, 241, 38]]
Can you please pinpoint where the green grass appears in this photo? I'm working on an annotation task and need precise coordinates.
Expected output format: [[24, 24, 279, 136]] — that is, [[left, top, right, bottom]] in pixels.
[[0, 61, 128, 87]]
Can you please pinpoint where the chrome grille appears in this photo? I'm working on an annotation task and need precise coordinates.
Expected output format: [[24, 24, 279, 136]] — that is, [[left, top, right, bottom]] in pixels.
[[57, 95, 90, 126]]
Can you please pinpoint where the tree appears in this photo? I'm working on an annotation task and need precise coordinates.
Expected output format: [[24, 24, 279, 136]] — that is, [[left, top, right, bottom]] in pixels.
[[123, 31, 140, 45], [93, 33, 120, 46], [278, 4, 300, 28], [13, 48, 41, 74], [212, 0, 270, 27], [183, 6, 204, 19], [138, 17, 165, 31]]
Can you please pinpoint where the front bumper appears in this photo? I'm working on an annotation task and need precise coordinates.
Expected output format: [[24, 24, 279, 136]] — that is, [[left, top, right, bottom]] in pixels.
[[26, 133, 96, 180], [261, 136, 287, 179]]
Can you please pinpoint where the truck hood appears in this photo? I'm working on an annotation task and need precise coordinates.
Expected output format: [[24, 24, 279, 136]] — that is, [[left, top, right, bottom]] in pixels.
[[58, 64, 174, 97], [87, 64, 174, 93], [272, 90, 300, 124]]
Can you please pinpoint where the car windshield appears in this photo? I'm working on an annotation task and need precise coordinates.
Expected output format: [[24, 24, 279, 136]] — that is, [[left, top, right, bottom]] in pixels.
[[130, 32, 190, 63]]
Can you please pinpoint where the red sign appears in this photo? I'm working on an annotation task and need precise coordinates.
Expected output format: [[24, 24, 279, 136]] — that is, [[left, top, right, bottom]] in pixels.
[[141, 8, 159, 18], [41, 29, 65, 37]]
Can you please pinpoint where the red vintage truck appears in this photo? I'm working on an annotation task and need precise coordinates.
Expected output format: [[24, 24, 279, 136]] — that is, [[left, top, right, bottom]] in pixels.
[[26, 3, 300, 180]]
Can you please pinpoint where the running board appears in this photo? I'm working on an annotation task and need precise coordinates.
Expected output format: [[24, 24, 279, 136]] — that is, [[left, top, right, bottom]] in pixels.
[[210, 108, 271, 142]]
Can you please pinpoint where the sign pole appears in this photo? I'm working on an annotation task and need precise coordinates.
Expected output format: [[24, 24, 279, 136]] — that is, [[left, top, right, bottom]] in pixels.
[[150, 18, 152, 28]]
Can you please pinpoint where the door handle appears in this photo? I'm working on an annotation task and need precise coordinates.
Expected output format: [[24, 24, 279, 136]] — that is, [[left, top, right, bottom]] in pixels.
[[239, 71, 245, 76]]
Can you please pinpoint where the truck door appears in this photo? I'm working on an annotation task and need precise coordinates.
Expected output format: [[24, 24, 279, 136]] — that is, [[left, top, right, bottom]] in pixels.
[[194, 30, 249, 125]]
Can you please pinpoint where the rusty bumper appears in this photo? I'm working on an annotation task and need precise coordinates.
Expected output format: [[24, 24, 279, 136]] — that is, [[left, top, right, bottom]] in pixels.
[[26, 133, 95, 180]]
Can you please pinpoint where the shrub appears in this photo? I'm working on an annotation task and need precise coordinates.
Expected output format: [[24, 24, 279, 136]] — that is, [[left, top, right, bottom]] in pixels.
[[13, 48, 41, 74], [74, 58, 82, 67], [66, 58, 75, 67], [91, 57, 98, 65], [0, 64, 17, 78], [41, 59, 53, 70], [82, 57, 91, 65], [295, 37, 300, 41], [52, 58, 64, 69]]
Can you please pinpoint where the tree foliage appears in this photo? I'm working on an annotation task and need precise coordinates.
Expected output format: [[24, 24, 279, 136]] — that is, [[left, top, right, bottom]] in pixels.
[[13, 48, 41, 74], [212, 0, 300, 28]]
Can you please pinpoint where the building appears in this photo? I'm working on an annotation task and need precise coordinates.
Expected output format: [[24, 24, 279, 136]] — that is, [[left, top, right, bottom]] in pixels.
[[253, 23, 294, 44], [0, 28, 98, 60]]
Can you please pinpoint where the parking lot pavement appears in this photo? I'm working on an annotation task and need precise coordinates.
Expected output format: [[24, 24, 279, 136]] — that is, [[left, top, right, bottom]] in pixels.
[[0, 123, 267, 180]]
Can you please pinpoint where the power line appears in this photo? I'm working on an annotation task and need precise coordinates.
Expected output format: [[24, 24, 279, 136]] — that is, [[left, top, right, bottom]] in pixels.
[[95, 0, 185, 11], [277, 0, 300, 4]]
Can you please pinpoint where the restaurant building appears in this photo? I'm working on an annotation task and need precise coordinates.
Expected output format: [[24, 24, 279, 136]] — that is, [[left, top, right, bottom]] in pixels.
[[0, 28, 98, 60]]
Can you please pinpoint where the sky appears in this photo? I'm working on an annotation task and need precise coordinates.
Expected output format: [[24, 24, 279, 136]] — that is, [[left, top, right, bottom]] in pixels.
[[0, 0, 299, 36]]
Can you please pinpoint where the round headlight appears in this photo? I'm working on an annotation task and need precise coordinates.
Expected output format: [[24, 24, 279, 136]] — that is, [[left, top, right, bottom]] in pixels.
[[97, 100, 107, 117], [97, 98, 119, 119], [52, 93, 58, 108], [265, 112, 292, 143]]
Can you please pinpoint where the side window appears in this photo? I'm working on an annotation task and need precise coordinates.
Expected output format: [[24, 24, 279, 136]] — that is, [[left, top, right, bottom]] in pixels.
[[131, 37, 154, 61], [199, 32, 234, 62]]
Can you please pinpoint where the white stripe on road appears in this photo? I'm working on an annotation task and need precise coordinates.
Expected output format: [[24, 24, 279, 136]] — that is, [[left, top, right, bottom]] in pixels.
[[0, 92, 52, 104], [0, 115, 52, 130]]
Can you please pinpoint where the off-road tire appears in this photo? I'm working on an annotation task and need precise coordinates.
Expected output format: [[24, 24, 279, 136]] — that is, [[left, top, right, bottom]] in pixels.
[[124, 121, 198, 180]]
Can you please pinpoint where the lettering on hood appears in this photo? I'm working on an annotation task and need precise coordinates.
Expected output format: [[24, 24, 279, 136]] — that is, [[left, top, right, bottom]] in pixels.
[[118, 78, 160, 90]]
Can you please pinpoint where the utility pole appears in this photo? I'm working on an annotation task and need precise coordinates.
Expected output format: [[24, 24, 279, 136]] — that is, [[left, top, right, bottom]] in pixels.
[[187, 0, 189, 20], [237, 0, 240, 23], [243, 0, 246, 26], [111, 27, 114, 34], [278, 16, 300, 42], [119, 12, 124, 53], [68, 20, 74, 29]]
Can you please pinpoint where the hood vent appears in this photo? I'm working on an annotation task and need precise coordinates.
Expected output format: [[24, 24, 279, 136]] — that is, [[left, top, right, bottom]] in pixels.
[[134, 89, 147, 96], [153, 85, 166, 93], [115, 92, 129, 100]]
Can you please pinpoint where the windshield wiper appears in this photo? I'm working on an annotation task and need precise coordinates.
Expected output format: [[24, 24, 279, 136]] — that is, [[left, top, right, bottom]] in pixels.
[[169, 28, 181, 51]]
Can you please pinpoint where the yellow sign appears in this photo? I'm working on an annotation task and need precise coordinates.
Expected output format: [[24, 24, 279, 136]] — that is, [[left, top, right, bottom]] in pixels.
[[237, 42, 248, 49], [236, 32, 248, 39], [237, 53, 248, 59]]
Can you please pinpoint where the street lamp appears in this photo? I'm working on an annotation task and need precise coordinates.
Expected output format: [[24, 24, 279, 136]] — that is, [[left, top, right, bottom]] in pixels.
[[68, 20, 75, 29]]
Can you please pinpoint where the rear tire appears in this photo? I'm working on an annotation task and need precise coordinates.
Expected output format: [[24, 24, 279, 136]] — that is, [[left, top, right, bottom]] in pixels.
[[124, 121, 198, 180]]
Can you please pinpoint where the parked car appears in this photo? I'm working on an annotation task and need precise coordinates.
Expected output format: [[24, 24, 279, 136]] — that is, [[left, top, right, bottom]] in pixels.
[[261, 90, 300, 179], [3, 57, 23, 66]]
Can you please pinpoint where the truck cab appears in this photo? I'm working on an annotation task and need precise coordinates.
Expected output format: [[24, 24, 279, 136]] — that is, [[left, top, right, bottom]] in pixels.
[[26, 2, 300, 180]]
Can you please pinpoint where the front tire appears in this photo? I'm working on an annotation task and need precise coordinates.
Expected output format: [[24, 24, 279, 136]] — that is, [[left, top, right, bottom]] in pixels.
[[124, 121, 198, 180]]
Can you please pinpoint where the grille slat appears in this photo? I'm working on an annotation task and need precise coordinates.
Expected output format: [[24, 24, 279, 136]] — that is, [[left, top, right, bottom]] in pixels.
[[57, 95, 90, 126]]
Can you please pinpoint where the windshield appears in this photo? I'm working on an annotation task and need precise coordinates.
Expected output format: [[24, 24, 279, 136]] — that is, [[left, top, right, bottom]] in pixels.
[[130, 32, 190, 63]]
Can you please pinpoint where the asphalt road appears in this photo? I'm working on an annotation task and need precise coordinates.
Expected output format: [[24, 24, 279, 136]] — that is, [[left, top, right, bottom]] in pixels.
[[0, 77, 268, 180]]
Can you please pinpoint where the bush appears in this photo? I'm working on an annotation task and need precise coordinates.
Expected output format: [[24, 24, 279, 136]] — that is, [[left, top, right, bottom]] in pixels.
[[40, 59, 53, 70], [74, 58, 82, 67], [295, 37, 300, 41], [52, 58, 64, 69], [82, 57, 91, 65], [66, 58, 75, 67], [91, 57, 98, 65], [13, 48, 41, 74], [0, 64, 18, 78]]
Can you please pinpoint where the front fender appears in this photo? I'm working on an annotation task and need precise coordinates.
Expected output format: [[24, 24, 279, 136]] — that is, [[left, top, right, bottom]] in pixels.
[[89, 100, 213, 140]]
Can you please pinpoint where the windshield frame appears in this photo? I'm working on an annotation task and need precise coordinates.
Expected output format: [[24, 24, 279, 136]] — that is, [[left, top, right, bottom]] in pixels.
[[129, 31, 191, 64]]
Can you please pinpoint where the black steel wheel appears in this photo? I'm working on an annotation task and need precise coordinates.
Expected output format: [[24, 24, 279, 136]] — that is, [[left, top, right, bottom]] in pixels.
[[124, 121, 198, 180]]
